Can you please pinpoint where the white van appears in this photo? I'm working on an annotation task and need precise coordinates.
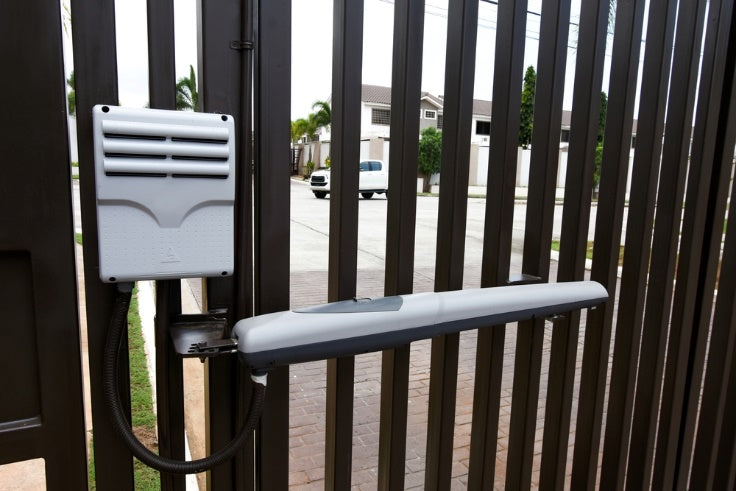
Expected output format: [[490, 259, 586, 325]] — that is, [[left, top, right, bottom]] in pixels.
[[309, 160, 388, 199]]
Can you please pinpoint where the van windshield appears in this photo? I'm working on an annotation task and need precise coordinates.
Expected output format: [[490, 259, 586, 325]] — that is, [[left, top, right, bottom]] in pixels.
[[359, 161, 382, 171]]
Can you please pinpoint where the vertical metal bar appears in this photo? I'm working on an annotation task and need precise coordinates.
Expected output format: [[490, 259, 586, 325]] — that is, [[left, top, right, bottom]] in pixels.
[[626, 0, 709, 487], [541, 0, 610, 488], [689, 107, 736, 488], [0, 1, 87, 487], [651, 0, 735, 487], [147, 0, 176, 110], [146, 3, 185, 490], [69, 0, 136, 487], [325, 0, 363, 488], [253, 0, 291, 487], [153, 283, 185, 491], [571, 0, 647, 488], [506, 0, 571, 488], [235, 0, 255, 484], [378, 0, 424, 488], [714, 313, 736, 488], [670, 3, 736, 486], [597, 1, 677, 488], [196, 0, 249, 487], [467, 328, 504, 490], [424, 0, 478, 489], [468, 0, 526, 487]]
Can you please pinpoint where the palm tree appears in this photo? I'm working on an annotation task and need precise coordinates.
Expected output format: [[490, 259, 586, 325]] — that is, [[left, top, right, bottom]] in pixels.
[[291, 119, 307, 143], [311, 100, 331, 132], [297, 115, 319, 164], [176, 65, 198, 111], [67, 71, 76, 116]]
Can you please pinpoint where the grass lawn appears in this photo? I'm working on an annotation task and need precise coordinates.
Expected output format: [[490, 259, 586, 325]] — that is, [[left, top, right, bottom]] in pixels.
[[551, 240, 624, 266]]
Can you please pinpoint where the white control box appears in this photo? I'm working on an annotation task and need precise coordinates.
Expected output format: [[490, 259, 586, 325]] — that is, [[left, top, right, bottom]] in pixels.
[[92, 105, 235, 282]]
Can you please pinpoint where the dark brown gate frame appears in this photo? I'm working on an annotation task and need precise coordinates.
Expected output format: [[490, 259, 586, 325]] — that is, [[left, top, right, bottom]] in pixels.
[[21, 0, 736, 489], [0, 1, 88, 488]]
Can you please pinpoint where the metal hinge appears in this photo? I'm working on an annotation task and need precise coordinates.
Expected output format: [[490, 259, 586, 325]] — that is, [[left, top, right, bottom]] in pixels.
[[188, 338, 238, 357], [169, 312, 237, 361]]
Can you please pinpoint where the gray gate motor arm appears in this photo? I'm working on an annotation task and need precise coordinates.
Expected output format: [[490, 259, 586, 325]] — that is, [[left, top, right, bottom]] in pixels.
[[234, 281, 608, 370]]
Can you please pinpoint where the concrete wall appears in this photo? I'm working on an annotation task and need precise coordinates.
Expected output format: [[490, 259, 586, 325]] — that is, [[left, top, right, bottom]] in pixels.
[[68, 115, 78, 163]]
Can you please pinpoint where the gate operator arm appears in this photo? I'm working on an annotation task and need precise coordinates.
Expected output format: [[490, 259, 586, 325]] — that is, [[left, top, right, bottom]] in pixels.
[[234, 281, 607, 369], [93, 107, 608, 475]]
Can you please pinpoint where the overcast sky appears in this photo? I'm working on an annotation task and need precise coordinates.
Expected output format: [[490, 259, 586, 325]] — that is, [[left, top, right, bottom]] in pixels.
[[63, 0, 626, 119]]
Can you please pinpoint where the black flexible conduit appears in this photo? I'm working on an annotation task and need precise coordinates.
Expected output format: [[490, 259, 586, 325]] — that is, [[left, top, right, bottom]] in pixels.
[[103, 283, 266, 474]]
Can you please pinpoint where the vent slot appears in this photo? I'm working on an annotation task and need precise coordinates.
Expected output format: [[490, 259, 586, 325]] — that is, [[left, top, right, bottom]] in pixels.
[[171, 136, 229, 144], [172, 173, 228, 179], [171, 155, 228, 162], [105, 153, 167, 159], [104, 133, 166, 141], [105, 172, 167, 178]]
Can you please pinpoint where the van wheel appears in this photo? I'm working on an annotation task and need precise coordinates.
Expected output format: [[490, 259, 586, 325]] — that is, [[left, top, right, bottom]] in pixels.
[[361, 192, 374, 199], [314, 191, 327, 199]]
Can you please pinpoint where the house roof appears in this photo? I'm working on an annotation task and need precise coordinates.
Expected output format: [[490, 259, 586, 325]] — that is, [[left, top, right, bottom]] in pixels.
[[360, 84, 628, 132], [362, 84, 393, 105], [362, 84, 495, 118]]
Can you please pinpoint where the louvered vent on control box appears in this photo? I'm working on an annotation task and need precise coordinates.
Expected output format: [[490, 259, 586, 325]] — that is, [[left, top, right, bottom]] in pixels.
[[92, 105, 235, 283], [102, 116, 231, 179]]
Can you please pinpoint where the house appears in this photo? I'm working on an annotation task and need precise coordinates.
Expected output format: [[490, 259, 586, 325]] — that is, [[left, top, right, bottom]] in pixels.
[[360, 84, 495, 144], [312, 83, 611, 156]]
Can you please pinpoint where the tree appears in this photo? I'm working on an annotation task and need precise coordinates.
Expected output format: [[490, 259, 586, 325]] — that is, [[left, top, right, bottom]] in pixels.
[[291, 119, 307, 143], [418, 126, 442, 193], [175, 65, 198, 111], [598, 91, 607, 143], [67, 70, 76, 116], [594, 91, 608, 194], [292, 115, 319, 167], [303, 114, 319, 163], [311, 100, 331, 132], [594, 142, 603, 191], [519, 65, 536, 149]]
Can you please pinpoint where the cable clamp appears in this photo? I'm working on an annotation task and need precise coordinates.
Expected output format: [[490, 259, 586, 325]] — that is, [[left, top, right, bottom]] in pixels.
[[230, 40, 254, 50], [251, 372, 268, 386]]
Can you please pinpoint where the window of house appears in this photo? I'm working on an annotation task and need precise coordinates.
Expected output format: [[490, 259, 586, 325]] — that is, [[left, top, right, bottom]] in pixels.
[[424, 109, 437, 119], [476, 120, 491, 135], [372, 108, 391, 125], [437, 114, 444, 130], [560, 129, 570, 143]]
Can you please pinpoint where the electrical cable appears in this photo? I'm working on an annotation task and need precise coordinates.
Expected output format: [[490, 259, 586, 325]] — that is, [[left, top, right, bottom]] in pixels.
[[103, 283, 266, 474]]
